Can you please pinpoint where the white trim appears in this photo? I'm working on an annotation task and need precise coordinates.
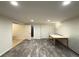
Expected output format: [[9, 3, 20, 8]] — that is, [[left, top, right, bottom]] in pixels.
[[0, 47, 12, 56]]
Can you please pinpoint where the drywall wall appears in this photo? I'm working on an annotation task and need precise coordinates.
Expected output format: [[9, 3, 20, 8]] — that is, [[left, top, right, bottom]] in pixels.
[[12, 24, 31, 40], [40, 24, 54, 38], [25, 25, 31, 40], [0, 16, 12, 56], [56, 17, 79, 54], [34, 24, 54, 39], [34, 25, 41, 39]]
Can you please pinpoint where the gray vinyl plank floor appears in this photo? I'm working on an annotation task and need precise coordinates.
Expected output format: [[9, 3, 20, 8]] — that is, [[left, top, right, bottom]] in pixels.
[[1, 39, 79, 57]]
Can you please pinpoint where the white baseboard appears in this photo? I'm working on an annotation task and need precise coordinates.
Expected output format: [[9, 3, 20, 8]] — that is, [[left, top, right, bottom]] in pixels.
[[0, 47, 12, 56]]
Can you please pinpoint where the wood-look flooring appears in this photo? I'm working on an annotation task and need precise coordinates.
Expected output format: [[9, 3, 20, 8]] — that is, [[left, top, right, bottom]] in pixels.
[[1, 39, 79, 57]]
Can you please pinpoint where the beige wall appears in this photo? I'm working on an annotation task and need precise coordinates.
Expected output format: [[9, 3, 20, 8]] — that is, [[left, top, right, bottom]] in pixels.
[[12, 24, 31, 40], [33, 24, 55, 39], [0, 16, 12, 56]]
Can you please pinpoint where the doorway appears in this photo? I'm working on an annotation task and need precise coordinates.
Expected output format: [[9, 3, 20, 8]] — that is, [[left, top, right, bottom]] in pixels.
[[12, 23, 31, 47], [31, 25, 34, 38]]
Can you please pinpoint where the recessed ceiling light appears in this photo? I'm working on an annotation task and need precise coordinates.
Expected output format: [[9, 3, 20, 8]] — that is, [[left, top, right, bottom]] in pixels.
[[10, 1, 18, 6], [48, 20, 50, 22], [62, 1, 71, 6], [31, 19, 34, 22]]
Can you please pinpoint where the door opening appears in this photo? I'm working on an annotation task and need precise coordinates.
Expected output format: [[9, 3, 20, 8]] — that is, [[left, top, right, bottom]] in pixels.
[[31, 25, 34, 37]]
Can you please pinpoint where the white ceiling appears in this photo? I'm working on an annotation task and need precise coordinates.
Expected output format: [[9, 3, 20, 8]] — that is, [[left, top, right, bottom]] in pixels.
[[0, 1, 79, 24]]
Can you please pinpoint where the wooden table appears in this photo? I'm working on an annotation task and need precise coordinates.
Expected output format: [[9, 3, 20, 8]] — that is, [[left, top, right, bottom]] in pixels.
[[49, 34, 68, 46]]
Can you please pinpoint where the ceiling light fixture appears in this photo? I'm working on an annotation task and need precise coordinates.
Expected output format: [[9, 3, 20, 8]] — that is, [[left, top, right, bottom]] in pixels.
[[10, 1, 18, 6], [31, 19, 34, 22], [48, 20, 50, 22], [62, 1, 71, 6]]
